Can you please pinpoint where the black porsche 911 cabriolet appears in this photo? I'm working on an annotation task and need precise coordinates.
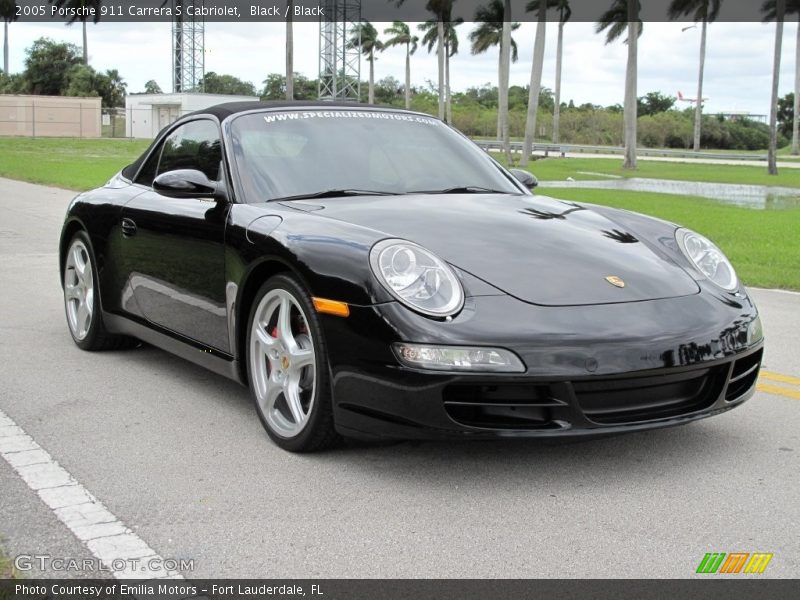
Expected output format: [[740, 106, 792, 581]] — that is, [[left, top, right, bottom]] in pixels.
[[60, 102, 764, 451]]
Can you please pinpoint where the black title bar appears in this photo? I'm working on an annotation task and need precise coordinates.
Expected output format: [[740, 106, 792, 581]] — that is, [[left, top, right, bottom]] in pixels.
[[10, 0, 788, 23], [2, 579, 800, 600]]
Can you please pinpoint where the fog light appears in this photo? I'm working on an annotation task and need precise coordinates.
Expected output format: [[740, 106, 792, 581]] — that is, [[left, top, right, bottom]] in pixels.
[[393, 343, 526, 373], [748, 314, 763, 344]]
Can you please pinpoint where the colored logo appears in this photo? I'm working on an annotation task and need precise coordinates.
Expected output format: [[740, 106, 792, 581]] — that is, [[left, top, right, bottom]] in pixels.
[[696, 552, 773, 574], [604, 275, 625, 288]]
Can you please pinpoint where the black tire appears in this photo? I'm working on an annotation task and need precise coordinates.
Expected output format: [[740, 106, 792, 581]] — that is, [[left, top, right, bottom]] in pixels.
[[62, 231, 137, 351], [246, 274, 339, 452]]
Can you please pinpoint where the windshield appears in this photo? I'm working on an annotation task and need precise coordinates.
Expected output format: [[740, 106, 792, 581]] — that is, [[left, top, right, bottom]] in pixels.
[[228, 109, 521, 202]]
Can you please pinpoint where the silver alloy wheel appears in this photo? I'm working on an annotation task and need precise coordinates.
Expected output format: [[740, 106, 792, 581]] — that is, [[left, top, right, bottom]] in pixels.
[[64, 239, 94, 341], [249, 288, 317, 438]]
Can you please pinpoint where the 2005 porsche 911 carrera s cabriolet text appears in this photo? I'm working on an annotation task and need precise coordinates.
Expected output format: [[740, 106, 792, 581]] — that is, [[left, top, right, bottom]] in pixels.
[[60, 102, 764, 452]]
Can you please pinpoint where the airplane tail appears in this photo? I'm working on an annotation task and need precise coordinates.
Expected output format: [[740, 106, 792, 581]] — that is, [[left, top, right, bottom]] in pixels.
[[677, 91, 684, 100]]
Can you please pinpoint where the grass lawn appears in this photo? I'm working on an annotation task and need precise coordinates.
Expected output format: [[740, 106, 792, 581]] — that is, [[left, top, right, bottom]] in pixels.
[[0, 137, 150, 191], [0, 547, 20, 578], [0, 137, 796, 289], [493, 154, 800, 188], [541, 187, 800, 291], [0, 137, 796, 191]]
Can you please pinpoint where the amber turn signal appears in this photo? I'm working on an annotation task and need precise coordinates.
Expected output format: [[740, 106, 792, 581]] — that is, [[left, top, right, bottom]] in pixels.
[[312, 297, 350, 317]]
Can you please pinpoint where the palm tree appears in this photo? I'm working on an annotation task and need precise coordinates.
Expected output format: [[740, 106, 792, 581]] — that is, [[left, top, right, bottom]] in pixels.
[[286, 1, 294, 100], [1, 0, 17, 75], [419, 18, 462, 121], [520, 0, 550, 167], [763, 0, 800, 155], [469, 0, 521, 138], [764, 0, 786, 173], [668, 0, 722, 152], [597, 0, 642, 170], [550, 1, 571, 144], [444, 20, 462, 123], [103, 68, 126, 106], [395, 0, 453, 119], [499, 0, 513, 163], [49, 0, 102, 64], [348, 21, 383, 104], [384, 21, 419, 109]]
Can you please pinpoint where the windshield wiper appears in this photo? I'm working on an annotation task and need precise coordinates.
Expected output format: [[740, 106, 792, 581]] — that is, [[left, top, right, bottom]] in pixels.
[[269, 189, 399, 202], [407, 186, 515, 195]]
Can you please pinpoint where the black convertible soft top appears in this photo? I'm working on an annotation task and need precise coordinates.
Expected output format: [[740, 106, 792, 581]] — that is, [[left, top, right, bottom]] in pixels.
[[184, 100, 376, 121], [120, 100, 406, 181]]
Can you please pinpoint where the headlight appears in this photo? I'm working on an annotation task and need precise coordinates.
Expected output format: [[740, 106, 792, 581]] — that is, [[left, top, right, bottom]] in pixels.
[[676, 229, 738, 291], [370, 239, 464, 317], [393, 343, 526, 373]]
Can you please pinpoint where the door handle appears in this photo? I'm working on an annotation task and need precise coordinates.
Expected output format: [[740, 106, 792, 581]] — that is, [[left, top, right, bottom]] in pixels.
[[121, 218, 137, 237]]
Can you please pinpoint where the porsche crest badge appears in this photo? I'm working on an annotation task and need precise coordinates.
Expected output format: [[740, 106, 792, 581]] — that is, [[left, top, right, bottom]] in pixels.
[[605, 275, 625, 288]]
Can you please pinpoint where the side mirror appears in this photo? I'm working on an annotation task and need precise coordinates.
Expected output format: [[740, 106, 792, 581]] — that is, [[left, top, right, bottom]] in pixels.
[[153, 169, 217, 199], [510, 168, 538, 190]]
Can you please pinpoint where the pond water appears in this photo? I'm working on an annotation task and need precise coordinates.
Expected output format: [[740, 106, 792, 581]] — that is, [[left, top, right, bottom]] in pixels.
[[538, 177, 800, 210]]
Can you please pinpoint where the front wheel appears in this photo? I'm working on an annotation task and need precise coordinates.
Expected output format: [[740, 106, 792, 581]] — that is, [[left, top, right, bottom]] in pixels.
[[246, 274, 338, 452]]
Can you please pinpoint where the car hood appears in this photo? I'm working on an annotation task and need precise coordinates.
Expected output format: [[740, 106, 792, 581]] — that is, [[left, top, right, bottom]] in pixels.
[[293, 193, 699, 306]]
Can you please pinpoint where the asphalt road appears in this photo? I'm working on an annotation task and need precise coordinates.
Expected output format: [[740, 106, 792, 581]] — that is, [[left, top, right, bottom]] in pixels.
[[1, 177, 798, 579]]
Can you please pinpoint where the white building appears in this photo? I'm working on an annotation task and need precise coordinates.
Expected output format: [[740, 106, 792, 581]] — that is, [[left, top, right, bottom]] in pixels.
[[125, 92, 259, 139]]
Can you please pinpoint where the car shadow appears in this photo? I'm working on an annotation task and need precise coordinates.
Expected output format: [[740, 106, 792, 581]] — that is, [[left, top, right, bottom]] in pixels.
[[119, 342, 760, 489]]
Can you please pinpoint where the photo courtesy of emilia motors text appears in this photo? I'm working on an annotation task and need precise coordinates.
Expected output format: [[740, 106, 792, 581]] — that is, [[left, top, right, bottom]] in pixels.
[[0, 0, 799, 599]]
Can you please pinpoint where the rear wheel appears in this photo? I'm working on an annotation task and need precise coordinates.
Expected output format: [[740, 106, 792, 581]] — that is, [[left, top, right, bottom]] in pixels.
[[246, 274, 338, 452], [63, 232, 134, 351]]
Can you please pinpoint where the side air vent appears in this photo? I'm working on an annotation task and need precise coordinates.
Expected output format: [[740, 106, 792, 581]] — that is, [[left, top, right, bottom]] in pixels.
[[725, 349, 763, 402]]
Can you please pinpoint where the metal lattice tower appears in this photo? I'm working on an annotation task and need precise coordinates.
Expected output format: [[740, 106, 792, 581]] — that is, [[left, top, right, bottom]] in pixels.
[[172, 0, 205, 93], [318, 0, 361, 101]]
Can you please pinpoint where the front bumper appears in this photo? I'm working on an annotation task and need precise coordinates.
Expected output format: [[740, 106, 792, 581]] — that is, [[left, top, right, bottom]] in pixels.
[[321, 290, 764, 440]]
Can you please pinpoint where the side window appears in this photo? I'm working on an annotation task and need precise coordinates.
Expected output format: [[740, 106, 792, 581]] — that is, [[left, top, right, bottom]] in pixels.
[[134, 145, 162, 187], [157, 120, 222, 182]]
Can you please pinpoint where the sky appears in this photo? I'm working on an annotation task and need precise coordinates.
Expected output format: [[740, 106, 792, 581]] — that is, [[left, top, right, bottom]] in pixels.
[[5, 19, 798, 116]]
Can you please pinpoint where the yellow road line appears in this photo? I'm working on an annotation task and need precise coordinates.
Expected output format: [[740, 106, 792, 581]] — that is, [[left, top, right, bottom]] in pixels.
[[757, 383, 800, 400], [760, 370, 800, 387]]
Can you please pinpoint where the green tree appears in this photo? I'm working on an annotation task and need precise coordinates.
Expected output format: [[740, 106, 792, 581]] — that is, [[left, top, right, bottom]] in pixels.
[[469, 0, 520, 138], [0, 69, 26, 93], [24, 37, 83, 95], [64, 63, 97, 97], [199, 71, 256, 96], [143, 79, 162, 94], [637, 91, 676, 116], [777, 92, 795, 138], [261, 73, 317, 101], [763, 0, 800, 155], [1, 0, 17, 75], [95, 68, 126, 107], [48, 0, 103, 64], [262, 73, 286, 100], [348, 21, 383, 104], [373, 75, 403, 104], [597, 0, 643, 170], [668, 0, 722, 152], [383, 21, 418, 109]]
